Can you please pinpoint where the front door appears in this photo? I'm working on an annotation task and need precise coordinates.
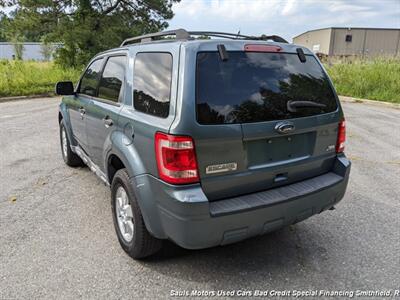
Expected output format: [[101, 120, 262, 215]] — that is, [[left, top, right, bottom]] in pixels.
[[71, 58, 104, 152], [68, 95, 90, 151]]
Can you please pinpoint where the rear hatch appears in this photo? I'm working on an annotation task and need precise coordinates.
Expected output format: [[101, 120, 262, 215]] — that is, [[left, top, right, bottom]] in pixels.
[[192, 45, 340, 201]]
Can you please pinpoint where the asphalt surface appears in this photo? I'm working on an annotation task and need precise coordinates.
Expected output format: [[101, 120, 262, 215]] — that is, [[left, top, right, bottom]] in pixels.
[[0, 97, 399, 299]]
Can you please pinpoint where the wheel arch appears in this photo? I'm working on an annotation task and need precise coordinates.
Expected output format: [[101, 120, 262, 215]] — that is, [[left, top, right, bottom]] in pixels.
[[106, 131, 147, 183], [58, 103, 76, 146], [106, 148, 161, 238], [107, 154, 126, 184], [58, 111, 63, 124]]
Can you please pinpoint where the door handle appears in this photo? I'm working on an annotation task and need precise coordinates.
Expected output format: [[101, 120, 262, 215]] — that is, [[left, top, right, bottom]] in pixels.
[[79, 107, 86, 117], [103, 116, 113, 128]]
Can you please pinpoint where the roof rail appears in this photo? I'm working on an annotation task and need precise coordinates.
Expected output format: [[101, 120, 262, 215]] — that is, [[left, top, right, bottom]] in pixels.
[[188, 31, 288, 43], [188, 31, 257, 40], [120, 29, 190, 46], [120, 29, 288, 46]]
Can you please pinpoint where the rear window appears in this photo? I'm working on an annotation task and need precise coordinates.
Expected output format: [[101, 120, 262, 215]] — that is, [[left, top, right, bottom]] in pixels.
[[196, 52, 338, 124]]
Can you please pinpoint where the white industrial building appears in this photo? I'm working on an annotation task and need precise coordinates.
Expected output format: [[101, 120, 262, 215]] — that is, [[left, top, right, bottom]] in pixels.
[[0, 42, 62, 60], [293, 27, 400, 57]]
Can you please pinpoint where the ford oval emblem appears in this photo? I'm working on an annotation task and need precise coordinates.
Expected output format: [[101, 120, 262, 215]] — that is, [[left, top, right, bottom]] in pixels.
[[275, 121, 295, 134]]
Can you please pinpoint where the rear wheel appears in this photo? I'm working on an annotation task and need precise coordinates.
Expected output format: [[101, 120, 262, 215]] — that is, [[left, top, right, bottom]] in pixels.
[[111, 168, 162, 259], [59, 120, 84, 167]]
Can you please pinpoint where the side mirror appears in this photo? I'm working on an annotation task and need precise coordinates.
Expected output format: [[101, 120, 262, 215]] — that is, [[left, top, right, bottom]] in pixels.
[[55, 81, 75, 95]]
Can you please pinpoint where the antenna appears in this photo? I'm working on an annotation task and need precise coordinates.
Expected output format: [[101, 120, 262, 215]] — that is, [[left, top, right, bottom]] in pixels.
[[236, 29, 241, 39]]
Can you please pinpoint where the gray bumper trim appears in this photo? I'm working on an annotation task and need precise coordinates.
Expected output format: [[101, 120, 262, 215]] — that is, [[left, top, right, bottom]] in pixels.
[[210, 172, 342, 217]]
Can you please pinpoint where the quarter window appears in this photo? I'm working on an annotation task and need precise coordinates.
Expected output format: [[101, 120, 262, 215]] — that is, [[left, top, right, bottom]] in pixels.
[[133, 52, 172, 118], [79, 59, 103, 96], [98, 56, 126, 102]]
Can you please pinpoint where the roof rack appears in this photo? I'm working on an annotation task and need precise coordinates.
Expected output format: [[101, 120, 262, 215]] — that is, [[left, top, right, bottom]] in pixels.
[[188, 31, 288, 43], [120, 29, 288, 46]]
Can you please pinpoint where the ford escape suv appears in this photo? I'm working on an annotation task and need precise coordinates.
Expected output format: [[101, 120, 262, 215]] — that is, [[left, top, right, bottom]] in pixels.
[[56, 29, 351, 259]]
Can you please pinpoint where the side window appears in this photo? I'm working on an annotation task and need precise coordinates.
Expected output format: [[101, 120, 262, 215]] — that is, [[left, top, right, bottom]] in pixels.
[[133, 52, 172, 118], [79, 59, 103, 96], [98, 56, 126, 102]]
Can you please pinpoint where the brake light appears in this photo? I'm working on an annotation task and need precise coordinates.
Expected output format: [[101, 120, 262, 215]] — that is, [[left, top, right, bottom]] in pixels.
[[244, 44, 282, 52], [155, 132, 199, 184], [336, 120, 346, 153]]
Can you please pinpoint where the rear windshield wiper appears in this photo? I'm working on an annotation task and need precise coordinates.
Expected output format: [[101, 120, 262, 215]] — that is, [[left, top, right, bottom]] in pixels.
[[287, 100, 326, 112]]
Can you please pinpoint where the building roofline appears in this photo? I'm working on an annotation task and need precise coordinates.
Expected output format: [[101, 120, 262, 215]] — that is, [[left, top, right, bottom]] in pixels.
[[293, 27, 400, 39]]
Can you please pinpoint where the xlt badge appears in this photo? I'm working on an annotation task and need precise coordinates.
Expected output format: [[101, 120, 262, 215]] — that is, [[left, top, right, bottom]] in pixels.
[[206, 162, 237, 174]]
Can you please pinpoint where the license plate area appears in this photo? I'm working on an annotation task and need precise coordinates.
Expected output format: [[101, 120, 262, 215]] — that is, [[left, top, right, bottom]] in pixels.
[[246, 132, 315, 168]]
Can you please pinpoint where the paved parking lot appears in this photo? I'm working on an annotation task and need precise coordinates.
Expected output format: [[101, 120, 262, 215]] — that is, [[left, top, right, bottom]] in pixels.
[[0, 97, 399, 298]]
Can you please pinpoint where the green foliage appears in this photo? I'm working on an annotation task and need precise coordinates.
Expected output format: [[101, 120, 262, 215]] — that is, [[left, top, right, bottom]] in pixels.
[[10, 34, 25, 60], [196, 35, 211, 40], [2, 0, 180, 67], [325, 57, 400, 103], [0, 12, 10, 41], [40, 38, 55, 61], [0, 60, 82, 97]]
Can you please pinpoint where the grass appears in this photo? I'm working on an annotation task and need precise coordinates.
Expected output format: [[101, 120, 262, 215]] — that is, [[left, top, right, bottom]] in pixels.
[[0, 57, 399, 103], [324, 57, 400, 104], [0, 60, 81, 97]]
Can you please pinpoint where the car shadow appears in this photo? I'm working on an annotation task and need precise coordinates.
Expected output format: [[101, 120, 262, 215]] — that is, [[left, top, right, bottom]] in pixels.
[[133, 223, 329, 287]]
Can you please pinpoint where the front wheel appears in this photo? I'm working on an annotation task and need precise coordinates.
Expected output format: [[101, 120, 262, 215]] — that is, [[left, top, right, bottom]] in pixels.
[[111, 168, 162, 259]]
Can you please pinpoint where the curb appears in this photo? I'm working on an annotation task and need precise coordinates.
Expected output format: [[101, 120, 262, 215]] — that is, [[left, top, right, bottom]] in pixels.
[[339, 96, 400, 109], [0, 94, 55, 103]]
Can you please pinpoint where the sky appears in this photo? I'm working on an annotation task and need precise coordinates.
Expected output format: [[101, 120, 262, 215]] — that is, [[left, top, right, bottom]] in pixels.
[[1, 0, 399, 42], [168, 0, 400, 41]]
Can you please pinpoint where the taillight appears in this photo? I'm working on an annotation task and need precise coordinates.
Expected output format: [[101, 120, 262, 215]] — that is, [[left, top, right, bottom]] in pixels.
[[155, 132, 199, 184], [336, 120, 346, 153]]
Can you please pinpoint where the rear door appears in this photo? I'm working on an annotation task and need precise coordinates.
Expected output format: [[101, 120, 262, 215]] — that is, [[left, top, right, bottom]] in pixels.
[[85, 55, 126, 169], [71, 58, 104, 152], [194, 49, 340, 200]]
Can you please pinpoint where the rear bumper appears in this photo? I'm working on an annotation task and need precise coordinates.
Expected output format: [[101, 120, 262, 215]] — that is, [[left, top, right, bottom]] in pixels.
[[132, 155, 351, 250]]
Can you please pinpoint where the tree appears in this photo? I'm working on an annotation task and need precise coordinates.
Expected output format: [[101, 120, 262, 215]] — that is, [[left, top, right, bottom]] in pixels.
[[1, 0, 179, 67], [1, 11, 25, 59], [11, 37, 24, 59], [0, 12, 10, 42], [40, 39, 55, 61]]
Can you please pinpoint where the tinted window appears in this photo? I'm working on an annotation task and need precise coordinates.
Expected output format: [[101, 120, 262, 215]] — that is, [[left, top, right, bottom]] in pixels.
[[79, 59, 103, 96], [133, 53, 172, 118], [98, 56, 126, 102], [196, 52, 338, 124]]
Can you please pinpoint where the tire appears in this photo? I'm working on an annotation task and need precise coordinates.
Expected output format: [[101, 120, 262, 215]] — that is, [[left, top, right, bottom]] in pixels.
[[111, 168, 162, 259], [59, 120, 84, 167]]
